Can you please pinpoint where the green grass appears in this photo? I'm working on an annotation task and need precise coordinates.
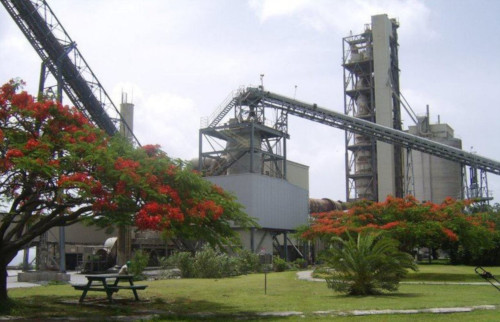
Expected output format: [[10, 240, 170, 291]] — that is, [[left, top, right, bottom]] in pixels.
[[405, 264, 500, 282], [4, 267, 500, 321]]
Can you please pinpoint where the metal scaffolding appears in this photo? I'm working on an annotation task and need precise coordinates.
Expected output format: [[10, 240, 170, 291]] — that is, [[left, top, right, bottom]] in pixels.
[[342, 18, 403, 202], [1, 0, 140, 146], [199, 86, 289, 178], [202, 86, 500, 179]]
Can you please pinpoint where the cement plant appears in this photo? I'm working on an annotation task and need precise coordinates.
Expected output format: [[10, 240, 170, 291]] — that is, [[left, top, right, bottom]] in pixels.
[[2, 0, 500, 283]]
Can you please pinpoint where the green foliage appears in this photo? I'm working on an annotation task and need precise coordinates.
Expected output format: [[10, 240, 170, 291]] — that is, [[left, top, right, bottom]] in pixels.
[[235, 249, 261, 274], [448, 203, 500, 265], [303, 196, 500, 265], [162, 252, 195, 278], [161, 246, 262, 278], [272, 256, 288, 272], [129, 250, 149, 280], [193, 246, 232, 278], [322, 231, 417, 295], [0, 80, 255, 302], [293, 258, 308, 269]]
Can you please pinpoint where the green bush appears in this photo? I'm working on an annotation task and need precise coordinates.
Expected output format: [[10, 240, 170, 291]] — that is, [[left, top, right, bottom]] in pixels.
[[273, 256, 288, 272], [194, 246, 225, 278], [161, 246, 262, 278], [235, 249, 261, 274], [293, 258, 307, 269], [322, 232, 417, 295], [162, 251, 195, 278], [129, 250, 149, 280]]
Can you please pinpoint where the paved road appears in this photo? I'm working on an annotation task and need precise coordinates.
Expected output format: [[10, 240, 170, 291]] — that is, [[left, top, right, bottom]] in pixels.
[[7, 270, 88, 289]]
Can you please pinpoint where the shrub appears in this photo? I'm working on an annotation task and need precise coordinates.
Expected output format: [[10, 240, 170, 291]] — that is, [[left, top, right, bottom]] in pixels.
[[293, 258, 307, 269], [162, 251, 195, 278], [235, 249, 261, 274], [273, 256, 288, 272], [322, 231, 417, 295], [129, 250, 149, 280], [194, 246, 225, 278], [161, 246, 264, 278]]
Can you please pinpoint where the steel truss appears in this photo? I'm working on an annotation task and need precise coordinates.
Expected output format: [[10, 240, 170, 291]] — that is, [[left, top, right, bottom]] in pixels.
[[1, 0, 140, 145], [342, 30, 378, 201], [201, 86, 500, 182], [199, 90, 289, 177]]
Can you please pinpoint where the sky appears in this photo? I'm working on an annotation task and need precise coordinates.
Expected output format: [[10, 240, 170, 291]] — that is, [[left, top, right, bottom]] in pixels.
[[1, 0, 500, 203]]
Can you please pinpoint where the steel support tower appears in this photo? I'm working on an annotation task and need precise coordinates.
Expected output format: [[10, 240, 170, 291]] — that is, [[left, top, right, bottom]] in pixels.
[[343, 15, 402, 202], [199, 87, 289, 178]]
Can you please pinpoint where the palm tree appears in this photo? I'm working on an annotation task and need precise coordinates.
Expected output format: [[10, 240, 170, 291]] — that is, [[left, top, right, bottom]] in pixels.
[[322, 231, 417, 295]]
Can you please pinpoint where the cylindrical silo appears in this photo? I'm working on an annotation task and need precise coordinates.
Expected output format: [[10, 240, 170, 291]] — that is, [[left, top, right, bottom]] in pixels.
[[408, 121, 463, 203]]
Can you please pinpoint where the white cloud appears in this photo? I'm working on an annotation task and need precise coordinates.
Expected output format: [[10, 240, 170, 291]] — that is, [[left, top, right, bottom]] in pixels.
[[134, 91, 200, 160], [249, 0, 435, 40], [249, 0, 310, 21], [3, 0, 500, 203]]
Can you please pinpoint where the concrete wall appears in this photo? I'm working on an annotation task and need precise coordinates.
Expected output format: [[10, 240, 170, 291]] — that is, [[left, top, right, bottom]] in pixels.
[[285, 160, 309, 191], [45, 222, 115, 245], [237, 228, 274, 253], [408, 122, 463, 203], [372, 14, 397, 200]]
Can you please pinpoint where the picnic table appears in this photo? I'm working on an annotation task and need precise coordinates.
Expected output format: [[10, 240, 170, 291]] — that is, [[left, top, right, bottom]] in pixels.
[[73, 274, 147, 303]]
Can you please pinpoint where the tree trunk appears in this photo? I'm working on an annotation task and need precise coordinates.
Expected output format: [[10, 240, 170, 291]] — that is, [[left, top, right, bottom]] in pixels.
[[0, 259, 10, 305], [0, 251, 17, 305]]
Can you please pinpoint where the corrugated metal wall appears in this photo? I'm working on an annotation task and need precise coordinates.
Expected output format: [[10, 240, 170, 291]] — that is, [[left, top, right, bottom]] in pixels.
[[207, 173, 309, 230]]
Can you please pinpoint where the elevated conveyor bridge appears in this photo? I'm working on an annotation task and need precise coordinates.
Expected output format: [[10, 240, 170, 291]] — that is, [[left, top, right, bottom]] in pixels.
[[202, 87, 500, 182], [1, 0, 140, 146]]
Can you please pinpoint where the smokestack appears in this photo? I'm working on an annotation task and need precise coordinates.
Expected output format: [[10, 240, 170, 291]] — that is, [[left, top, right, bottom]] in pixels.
[[119, 92, 134, 141]]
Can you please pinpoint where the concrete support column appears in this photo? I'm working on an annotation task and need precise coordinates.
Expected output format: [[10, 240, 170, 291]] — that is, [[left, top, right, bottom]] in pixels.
[[283, 232, 288, 262]]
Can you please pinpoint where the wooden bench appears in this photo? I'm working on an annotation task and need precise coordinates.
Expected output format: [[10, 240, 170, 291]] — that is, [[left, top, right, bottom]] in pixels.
[[107, 285, 148, 291], [73, 284, 117, 292]]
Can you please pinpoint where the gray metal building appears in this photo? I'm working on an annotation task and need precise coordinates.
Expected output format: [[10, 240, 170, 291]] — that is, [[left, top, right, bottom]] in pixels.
[[207, 172, 308, 253]]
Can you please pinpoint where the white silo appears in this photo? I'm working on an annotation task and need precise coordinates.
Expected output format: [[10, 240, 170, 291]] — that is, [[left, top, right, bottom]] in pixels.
[[408, 115, 463, 203]]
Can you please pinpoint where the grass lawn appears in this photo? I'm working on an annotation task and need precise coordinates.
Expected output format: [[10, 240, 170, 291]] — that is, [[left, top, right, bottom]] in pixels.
[[405, 263, 500, 282], [4, 266, 500, 321]]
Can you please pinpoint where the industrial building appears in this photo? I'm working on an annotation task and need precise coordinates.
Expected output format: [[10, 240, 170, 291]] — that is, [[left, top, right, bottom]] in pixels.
[[407, 110, 463, 203], [198, 89, 311, 260], [343, 15, 403, 202], [4, 0, 500, 279]]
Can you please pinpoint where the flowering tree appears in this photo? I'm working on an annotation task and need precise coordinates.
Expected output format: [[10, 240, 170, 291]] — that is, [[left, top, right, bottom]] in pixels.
[[0, 80, 253, 305], [302, 195, 497, 261]]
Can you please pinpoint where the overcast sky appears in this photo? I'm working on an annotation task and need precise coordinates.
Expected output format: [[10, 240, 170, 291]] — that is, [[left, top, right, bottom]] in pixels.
[[1, 0, 500, 203]]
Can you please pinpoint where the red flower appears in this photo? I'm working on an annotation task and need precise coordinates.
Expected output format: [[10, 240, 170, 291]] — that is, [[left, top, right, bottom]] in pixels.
[[114, 157, 140, 171], [6, 149, 24, 159], [380, 221, 400, 230], [24, 138, 40, 150], [442, 227, 458, 242]]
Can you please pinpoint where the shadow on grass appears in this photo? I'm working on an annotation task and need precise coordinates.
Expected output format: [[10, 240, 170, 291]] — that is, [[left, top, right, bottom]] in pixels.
[[404, 273, 477, 281], [4, 295, 291, 321], [6, 295, 134, 318], [331, 292, 422, 299]]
